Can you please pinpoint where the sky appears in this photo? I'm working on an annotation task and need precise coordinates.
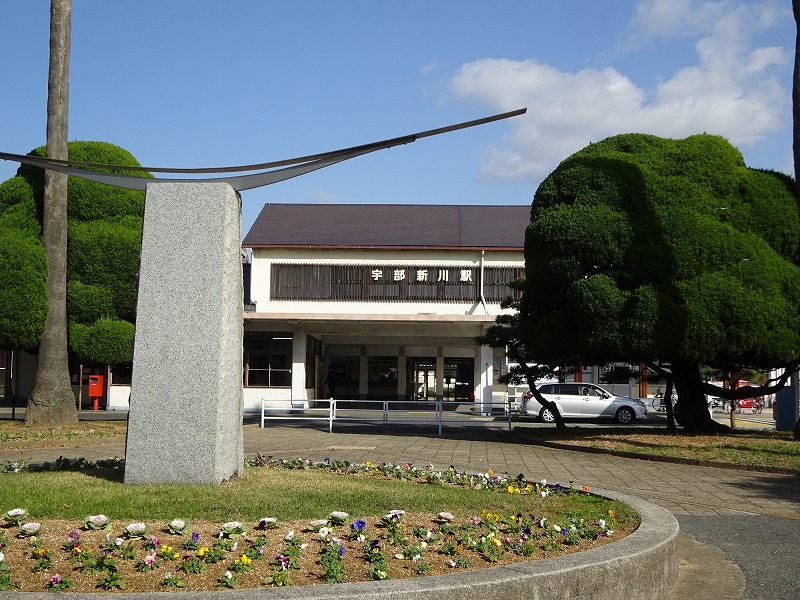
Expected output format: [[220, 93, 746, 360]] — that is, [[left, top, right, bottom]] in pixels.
[[0, 0, 795, 238]]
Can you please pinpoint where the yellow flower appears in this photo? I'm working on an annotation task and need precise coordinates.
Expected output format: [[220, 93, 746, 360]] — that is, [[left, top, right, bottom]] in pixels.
[[172, 552, 179, 559], [365, 461, 372, 467], [491, 537, 502, 547], [487, 469, 493, 475], [240, 554, 251, 565], [199, 547, 208, 556]]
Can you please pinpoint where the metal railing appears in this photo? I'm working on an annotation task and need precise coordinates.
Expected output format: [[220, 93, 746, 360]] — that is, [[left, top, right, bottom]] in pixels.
[[260, 395, 520, 434]]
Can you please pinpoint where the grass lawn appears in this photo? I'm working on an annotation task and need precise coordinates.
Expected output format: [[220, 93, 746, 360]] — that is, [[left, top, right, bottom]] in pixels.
[[516, 427, 800, 472]]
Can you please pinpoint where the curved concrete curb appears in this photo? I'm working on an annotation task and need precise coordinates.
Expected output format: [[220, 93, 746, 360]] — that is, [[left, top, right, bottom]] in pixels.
[[0, 489, 679, 600]]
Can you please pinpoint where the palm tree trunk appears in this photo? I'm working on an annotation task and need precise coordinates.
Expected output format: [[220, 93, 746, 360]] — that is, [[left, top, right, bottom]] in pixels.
[[26, 0, 77, 426]]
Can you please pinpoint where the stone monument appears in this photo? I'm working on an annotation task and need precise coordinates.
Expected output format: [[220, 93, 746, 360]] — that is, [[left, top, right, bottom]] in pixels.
[[123, 182, 244, 484]]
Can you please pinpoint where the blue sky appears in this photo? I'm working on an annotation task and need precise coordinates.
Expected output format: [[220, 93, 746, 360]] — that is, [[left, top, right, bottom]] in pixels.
[[0, 0, 794, 237]]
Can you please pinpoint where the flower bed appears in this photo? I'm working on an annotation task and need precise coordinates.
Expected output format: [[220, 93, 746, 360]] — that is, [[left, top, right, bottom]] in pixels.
[[0, 459, 635, 593]]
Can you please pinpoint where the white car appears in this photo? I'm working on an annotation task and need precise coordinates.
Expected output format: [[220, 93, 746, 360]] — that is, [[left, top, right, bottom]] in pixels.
[[521, 382, 648, 424]]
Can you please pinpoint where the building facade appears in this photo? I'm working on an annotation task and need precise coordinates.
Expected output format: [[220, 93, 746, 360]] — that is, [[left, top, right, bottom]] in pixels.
[[241, 203, 529, 413]]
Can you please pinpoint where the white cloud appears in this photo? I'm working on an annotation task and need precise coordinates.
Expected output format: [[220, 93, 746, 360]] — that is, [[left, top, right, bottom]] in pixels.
[[310, 189, 340, 203], [449, 0, 790, 183]]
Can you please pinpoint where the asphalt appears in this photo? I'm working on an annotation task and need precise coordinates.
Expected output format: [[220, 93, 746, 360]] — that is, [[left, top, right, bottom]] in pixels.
[[1, 412, 798, 600]]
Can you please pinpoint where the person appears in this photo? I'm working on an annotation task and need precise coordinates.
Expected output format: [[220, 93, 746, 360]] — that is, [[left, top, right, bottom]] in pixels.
[[325, 367, 338, 399]]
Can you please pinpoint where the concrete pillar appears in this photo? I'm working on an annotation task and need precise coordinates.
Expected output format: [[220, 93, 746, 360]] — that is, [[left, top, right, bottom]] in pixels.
[[397, 348, 406, 401], [435, 348, 444, 401], [291, 327, 307, 401], [478, 344, 493, 415], [125, 182, 243, 485], [359, 347, 368, 399]]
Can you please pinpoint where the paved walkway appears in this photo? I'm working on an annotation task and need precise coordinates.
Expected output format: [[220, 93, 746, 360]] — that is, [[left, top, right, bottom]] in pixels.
[[1, 417, 798, 599]]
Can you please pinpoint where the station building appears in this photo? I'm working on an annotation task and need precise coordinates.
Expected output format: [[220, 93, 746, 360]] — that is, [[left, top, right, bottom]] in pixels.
[[240, 203, 529, 413]]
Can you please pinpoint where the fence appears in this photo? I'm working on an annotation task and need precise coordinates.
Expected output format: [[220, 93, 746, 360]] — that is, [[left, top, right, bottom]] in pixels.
[[260, 394, 521, 434]]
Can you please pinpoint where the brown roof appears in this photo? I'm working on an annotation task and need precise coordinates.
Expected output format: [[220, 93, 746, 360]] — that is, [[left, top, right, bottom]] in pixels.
[[242, 204, 531, 249]]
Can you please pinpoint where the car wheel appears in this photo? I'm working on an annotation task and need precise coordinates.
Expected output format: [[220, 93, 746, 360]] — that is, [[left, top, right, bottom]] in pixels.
[[615, 407, 635, 424], [539, 407, 555, 423]]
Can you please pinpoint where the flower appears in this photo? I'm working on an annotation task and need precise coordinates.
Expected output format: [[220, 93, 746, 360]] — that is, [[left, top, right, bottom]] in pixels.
[[85, 514, 111, 530], [220, 521, 246, 539], [381, 509, 406, 524], [329, 511, 349, 525], [350, 519, 366, 532], [318, 527, 330, 539], [258, 517, 278, 530], [167, 519, 190, 534], [125, 522, 150, 539], [20, 522, 42, 537], [3, 508, 27, 525], [437, 512, 455, 522], [0, 551, 4, 562], [305, 519, 329, 531]]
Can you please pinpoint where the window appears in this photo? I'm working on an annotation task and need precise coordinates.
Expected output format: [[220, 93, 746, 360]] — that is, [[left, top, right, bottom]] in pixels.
[[244, 334, 292, 387]]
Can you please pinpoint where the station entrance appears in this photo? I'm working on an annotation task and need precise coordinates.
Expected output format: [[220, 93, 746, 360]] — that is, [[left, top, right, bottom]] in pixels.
[[408, 357, 474, 402]]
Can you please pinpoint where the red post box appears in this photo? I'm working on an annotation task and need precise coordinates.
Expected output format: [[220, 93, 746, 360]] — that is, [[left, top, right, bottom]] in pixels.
[[88, 374, 104, 410]]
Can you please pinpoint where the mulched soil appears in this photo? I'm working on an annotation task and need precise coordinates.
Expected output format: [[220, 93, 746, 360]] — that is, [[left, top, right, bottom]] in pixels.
[[0, 513, 632, 593]]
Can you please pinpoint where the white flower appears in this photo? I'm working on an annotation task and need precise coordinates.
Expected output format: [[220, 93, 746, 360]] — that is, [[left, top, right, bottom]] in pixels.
[[115, 537, 124, 546], [231, 541, 238, 551], [607, 530, 614, 536], [6, 508, 26, 518], [224, 571, 233, 579], [420, 541, 427, 549], [553, 524, 561, 532], [285, 530, 295, 541], [329, 511, 349, 524], [318, 527, 330, 539], [541, 479, 547, 486], [356, 534, 366, 543], [306, 519, 329, 531], [170, 519, 185, 529], [259, 517, 278, 529], [539, 518, 547, 528], [300, 543, 308, 550], [20, 522, 42, 536], [412, 554, 421, 562], [598, 519, 606, 528], [0, 551, 5, 562], [540, 491, 548, 498]]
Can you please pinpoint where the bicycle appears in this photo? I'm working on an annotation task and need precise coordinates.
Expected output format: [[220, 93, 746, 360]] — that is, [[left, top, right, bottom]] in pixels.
[[752, 399, 764, 415], [651, 392, 676, 413]]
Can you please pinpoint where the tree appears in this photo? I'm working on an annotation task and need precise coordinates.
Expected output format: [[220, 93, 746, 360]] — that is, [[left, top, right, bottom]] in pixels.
[[476, 278, 569, 428], [519, 133, 800, 434], [792, 0, 800, 441], [0, 141, 149, 369], [26, 0, 74, 426]]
